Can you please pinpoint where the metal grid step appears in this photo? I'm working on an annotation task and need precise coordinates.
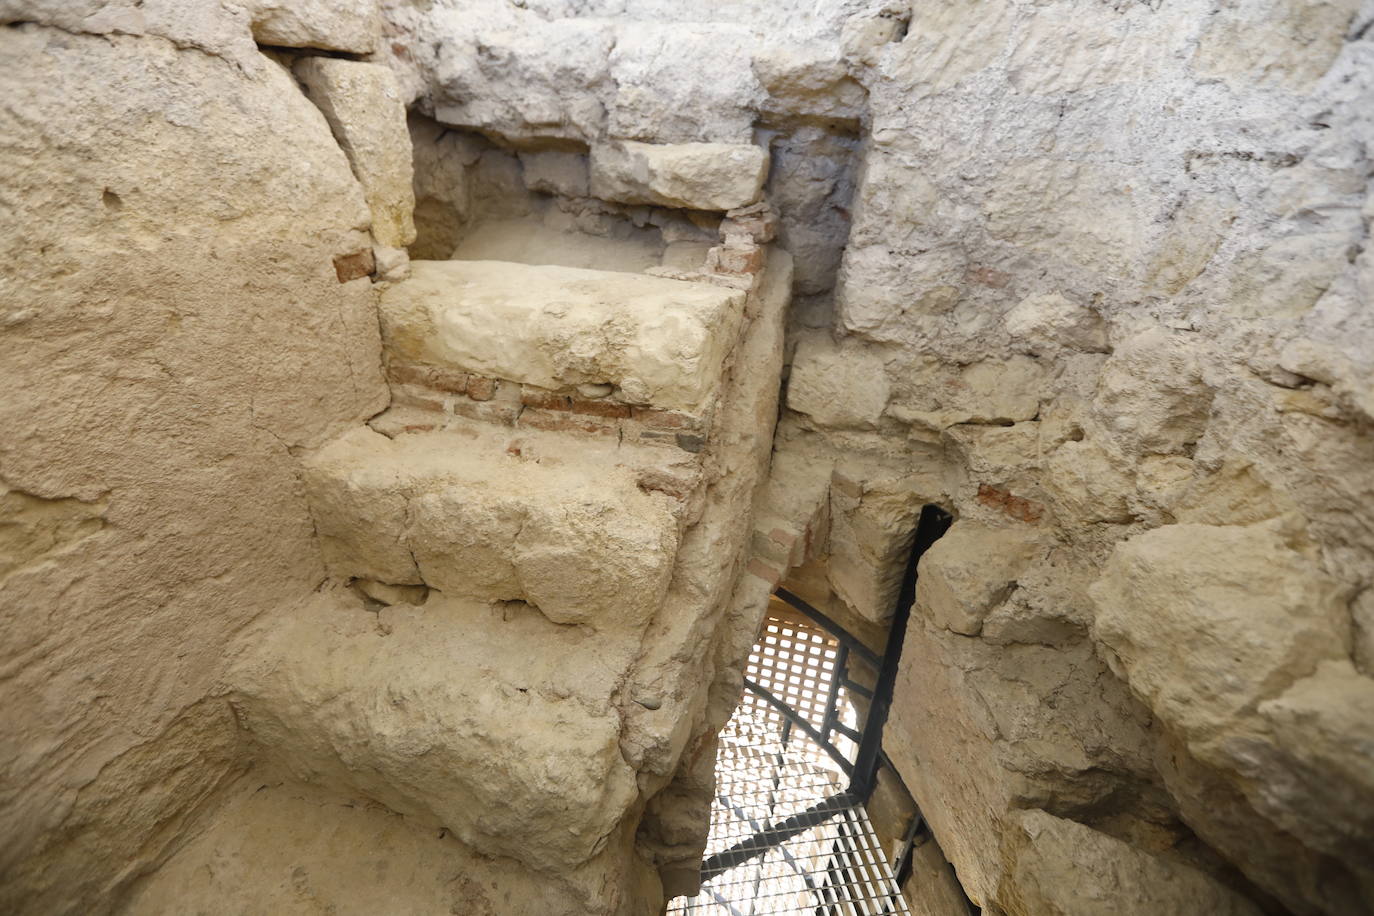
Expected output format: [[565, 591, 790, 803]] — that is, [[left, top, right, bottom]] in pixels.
[[668, 608, 911, 916]]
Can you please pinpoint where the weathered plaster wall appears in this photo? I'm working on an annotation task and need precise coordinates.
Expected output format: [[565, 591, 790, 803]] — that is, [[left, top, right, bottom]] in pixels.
[[0, 7, 388, 912]]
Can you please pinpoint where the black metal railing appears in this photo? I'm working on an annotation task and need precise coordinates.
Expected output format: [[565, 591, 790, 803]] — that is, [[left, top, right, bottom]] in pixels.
[[699, 504, 956, 889]]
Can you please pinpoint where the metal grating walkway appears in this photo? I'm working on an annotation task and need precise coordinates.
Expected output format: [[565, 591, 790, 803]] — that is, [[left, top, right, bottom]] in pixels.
[[667, 610, 911, 916]]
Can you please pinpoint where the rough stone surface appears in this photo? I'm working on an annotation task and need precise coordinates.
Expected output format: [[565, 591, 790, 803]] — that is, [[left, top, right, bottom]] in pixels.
[[1005, 810, 1263, 916], [229, 590, 640, 871], [0, 19, 385, 915], [787, 331, 890, 430], [379, 260, 746, 413], [295, 58, 417, 249], [591, 141, 769, 211], [241, 0, 381, 54], [302, 424, 679, 630], [6, 0, 1374, 914]]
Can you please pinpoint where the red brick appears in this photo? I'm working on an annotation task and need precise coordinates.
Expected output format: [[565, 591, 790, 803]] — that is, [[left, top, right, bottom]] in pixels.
[[519, 409, 618, 437], [466, 376, 496, 401], [977, 484, 1044, 524], [569, 397, 632, 419], [747, 558, 782, 586], [520, 388, 572, 411], [333, 249, 375, 282], [390, 386, 444, 413], [388, 362, 469, 394]]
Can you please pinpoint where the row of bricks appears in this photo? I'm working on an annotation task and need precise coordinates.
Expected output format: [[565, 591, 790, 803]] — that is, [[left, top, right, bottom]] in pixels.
[[390, 382, 709, 454], [387, 363, 708, 433]]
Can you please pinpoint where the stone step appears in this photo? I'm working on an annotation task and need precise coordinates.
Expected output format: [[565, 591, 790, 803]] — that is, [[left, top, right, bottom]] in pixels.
[[378, 259, 748, 421], [226, 588, 643, 880], [301, 419, 696, 632]]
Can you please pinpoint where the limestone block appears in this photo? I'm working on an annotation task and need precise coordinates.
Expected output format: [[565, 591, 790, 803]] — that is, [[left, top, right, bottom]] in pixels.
[[590, 141, 769, 212], [242, 0, 381, 53], [1092, 327, 1213, 457], [301, 426, 679, 631], [605, 25, 761, 144], [1008, 810, 1263, 916], [1192, 0, 1360, 90], [787, 331, 890, 430], [379, 260, 746, 414], [752, 44, 865, 123], [295, 58, 416, 248], [301, 427, 421, 585], [230, 594, 640, 872], [915, 521, 1043, 637], [1251, 660, 1374, 865], [887, 356, 1045, 431], [1004, 292, 1109, 354], [1042, 439, 1135, 525], [1088, 522, 1350, 750], [827, 467, 930, 624]]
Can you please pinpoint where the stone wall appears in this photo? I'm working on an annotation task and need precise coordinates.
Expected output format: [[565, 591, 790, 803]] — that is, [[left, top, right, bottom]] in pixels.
[[781, 1, 1374, 914], [3, 0, 1372, 914], [0, 6, 389, 911], [385, 0, 1374, 912]]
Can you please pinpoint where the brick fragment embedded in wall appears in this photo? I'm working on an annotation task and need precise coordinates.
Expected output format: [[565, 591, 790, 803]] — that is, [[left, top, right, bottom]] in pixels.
[[965, 265, 1011, 289], [520, 388, 572, 411], [746, 557, 783, 586], [387, 362, 470, 394], [568, 397, 632, 419], [706, 240, 765, 276], [977, 483, 1045, 524], [333, 249, 375, 282], [518, 408, 619, 437], [466, 376, 496, 401], [722, 202, 778, 244]]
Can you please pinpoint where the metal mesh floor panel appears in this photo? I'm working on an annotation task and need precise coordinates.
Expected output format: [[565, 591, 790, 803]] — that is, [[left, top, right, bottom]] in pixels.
[[668, 662, 910, 914]]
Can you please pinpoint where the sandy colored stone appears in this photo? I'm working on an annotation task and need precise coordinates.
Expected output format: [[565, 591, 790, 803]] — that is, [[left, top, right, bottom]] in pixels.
[[295, 57, 416, 249], [916, 521, 1043, 637], [1092, 328, 1213, 457], [229, 591, 640, 872], [241, 0, 381, 53], [379, 260, 746, 414], [1089, 521, 1350, 749], [0, 23, 385, 914], [303, 424, 680, 630], [591, 141, 769, 212], [787, 330, 890, 430], [1005, 292, 1109, 354], [1006, 810, 1263, 916], [122, 779, 633, 915]]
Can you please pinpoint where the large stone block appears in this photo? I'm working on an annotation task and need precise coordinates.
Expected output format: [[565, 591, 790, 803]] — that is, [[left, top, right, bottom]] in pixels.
[[1007, 810, 1263, 916], [915, 521, 1044, 637], [787, 330, 890, 430], [590, 140, 768, 211], [230, 593, 640, 872], [301, 426, 679, 631], [1088, 521, 1349, 749], [295, 57, 416, 248], [242, 0, 381, 53], [379, 260, 746, 414]]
